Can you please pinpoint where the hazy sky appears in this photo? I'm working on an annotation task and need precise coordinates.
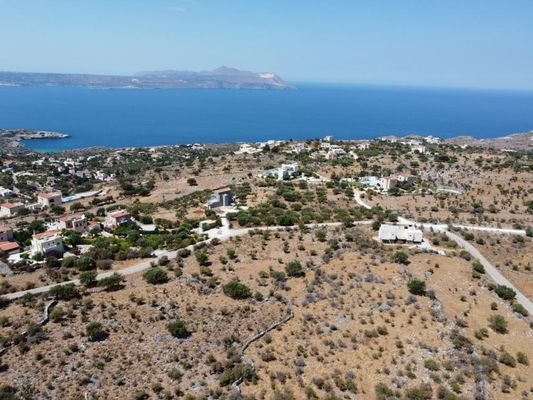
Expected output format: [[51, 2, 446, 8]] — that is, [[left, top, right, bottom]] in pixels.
[[1, 0, 532, 89]]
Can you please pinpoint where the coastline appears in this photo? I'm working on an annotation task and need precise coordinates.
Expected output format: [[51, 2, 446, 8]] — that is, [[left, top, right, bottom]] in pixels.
[[4, 128, 531, 155]]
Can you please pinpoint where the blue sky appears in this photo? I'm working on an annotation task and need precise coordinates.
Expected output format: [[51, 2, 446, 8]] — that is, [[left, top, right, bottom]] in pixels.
[[1, 0, 532, 89]]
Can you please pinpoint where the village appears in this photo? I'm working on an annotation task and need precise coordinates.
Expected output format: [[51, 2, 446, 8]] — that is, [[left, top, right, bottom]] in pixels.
[[0, 134, 531, 399]]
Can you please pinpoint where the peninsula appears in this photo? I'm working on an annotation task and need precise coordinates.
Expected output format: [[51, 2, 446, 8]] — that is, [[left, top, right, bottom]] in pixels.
[[0, 66, 293, 90], [0, 129, 69, 152]]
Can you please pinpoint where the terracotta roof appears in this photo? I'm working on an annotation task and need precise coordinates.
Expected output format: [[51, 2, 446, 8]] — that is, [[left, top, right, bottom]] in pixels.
[[0, 241, 19, 252], [59, 213, 83, 222], [108, 210, 130, 218], [33, 229, 60, 241], [0, 225, 12, 233], [38, 192, 62, 199], [216, 187, 232, 193], [0, 203, 23, 209]]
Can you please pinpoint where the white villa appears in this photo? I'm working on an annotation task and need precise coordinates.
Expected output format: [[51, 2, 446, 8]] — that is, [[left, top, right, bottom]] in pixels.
[[31, 230, 64, 255], [261, 163, 299, 181], [379, 224, 423, 243], [37, 192, 63, 208]]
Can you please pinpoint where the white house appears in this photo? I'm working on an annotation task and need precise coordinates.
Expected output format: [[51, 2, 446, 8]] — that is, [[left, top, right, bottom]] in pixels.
[[378, 177, 398, 192], [58, 214, 89, 233], [31, 230, 64, 255], [326, 147, 347, 159], [234, 143, 262, 155], [0, 187, 13, 197], [37, 192, 63, 208], [105, 210, 132, 228], [261, 163, 299, 181], [0, 203, 25, 218], [0, 225, 14, 241], [379, 224, 423, 243]]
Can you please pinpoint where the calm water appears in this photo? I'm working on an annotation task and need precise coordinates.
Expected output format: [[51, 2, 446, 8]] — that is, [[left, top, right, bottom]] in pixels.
[[1, 84, 533, 151]]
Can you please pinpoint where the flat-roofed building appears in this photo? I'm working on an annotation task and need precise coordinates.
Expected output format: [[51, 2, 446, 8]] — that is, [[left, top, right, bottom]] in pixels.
[[379, 224, 423, 243], [37, 192, 63, 208]]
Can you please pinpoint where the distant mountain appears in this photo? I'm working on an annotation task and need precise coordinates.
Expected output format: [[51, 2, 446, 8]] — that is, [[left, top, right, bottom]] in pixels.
[[0, 67, 293, 90]]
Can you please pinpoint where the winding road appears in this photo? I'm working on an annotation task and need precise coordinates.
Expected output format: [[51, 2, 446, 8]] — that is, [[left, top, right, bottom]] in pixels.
[[2, 220, 363, 301], [355, 190, 533, 315]]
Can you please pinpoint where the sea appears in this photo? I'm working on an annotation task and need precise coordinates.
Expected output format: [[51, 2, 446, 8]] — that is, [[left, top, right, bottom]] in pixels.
[[1, 84, 533, 152]]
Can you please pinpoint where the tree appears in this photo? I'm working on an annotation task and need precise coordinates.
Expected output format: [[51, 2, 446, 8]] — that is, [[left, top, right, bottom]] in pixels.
[[48, 284, 79, 300], [488, 314, 508, 334], [79, 270, 97, 288], [407, 279, 426, 296], [392, 251, 409, 265], [143, 267, 168, 284], [195, 251, 209, 266], [223, 280, 251, 299], [494, 285, 516, 301], [86, 321, 107, 341], [98, 273, 124, 291], [285, 261, 305, 277], [187, 178, 198, 186], [167, 319, 190, 339]]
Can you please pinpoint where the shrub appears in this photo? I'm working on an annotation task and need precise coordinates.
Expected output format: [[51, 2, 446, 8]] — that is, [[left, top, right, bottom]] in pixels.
[[195, 251, 209, 266], [375, 383, 395, 400], [407, 279, 426, 296], [49, 307, 65, 322], [97, 273, 124, 291], [222, 280, 251, 299], [79, 270, 97, 287], [48, 284, 79, 300], [285, 260, 305, 277], [143, 267, 168, 284], [472, 261, 485, 274], [517, 351, 529, 365], [498, 351, 516, 367], [86, 321, 107, 341], [488, 314, 508, 334], [404, 383, 432, 400], [167, 319, 190, 339], [424, 359, 440, 371], [392, 251, 409, 265], [512, 302, 528, 317], [494, 285, 516, 301]]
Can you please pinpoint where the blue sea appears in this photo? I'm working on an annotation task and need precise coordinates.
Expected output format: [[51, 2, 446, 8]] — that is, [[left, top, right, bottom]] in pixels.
[[1, 84, 533, 152]]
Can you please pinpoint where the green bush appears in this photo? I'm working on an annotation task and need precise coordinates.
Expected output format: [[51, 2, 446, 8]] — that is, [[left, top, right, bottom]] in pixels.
[[407, 279, 426, 296], [48, 283, 79, 300], [498, 351, 516, 367], [86, 321, 107, 341], [222, 280, 251, 299], [472, 261, 485, 274], [79, 270, 97, 287], [167, 319, 190, 339], [512, 302, 529, 317], [285, 260, 305, 277], [97, 273, 124, 291], [143, 267, 168, 284], [494, 285, 516, 301], [392, 251, 409, 265], [488, 314, 508, 334]]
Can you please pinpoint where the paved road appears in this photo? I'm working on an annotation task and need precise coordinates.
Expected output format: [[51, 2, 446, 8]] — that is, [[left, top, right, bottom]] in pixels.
[[2, 221, 360, 301], [354, 191, 532, 314]]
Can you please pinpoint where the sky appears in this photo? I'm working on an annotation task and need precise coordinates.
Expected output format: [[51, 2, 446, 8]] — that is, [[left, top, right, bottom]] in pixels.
[[1, 0, 533, 90]]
